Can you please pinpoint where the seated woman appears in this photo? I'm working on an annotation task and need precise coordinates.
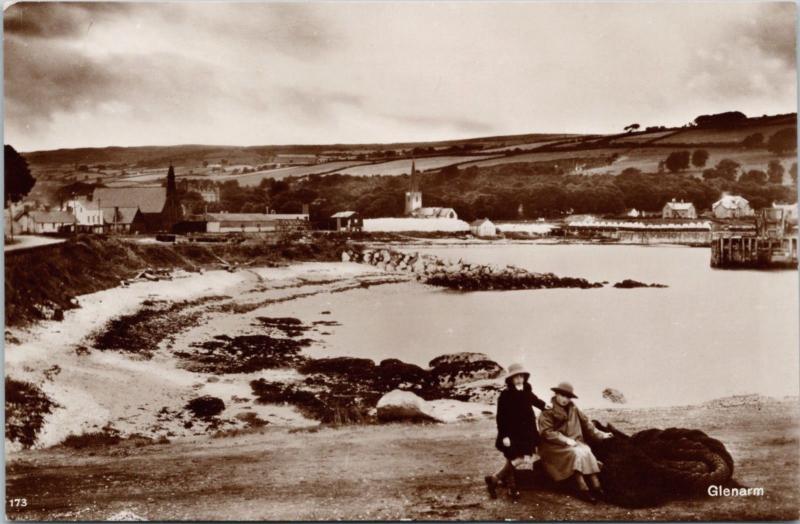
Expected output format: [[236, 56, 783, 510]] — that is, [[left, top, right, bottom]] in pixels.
[[537, 382, 613, 504], [485, 363, 547, 502]]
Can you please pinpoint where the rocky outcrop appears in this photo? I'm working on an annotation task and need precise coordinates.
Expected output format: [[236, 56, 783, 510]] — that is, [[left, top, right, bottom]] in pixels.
[[613, 279, 668, 288], [342, 247, 603, 291], [376, 390, 438, 423], [429, 353, 504, 388]]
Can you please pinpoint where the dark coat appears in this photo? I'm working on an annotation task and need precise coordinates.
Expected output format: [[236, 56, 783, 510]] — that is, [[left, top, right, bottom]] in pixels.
[[494, 382, 547, 460]]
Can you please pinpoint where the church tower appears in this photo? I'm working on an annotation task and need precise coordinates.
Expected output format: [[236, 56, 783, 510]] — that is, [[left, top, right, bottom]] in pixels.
[[404, 160, 422, 215]]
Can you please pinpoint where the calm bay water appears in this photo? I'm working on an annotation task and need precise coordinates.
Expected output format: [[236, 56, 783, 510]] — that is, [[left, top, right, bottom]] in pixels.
[[266, 244, 799, 408]]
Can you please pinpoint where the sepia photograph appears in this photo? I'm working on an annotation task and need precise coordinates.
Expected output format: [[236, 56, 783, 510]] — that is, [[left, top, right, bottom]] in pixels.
[[3, 1, 799, 521]]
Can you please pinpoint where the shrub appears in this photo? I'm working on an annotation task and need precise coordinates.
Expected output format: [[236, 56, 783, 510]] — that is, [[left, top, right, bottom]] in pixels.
[[185, 396, 226, 419], [691, 149, 709, 168]]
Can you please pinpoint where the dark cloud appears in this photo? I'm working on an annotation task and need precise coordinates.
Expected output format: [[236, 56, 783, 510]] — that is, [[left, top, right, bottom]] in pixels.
[[743, 2, 796, 67], [3, 36, 224, 128], [4, 2, 132, 39], [684, 2, 795, 100]]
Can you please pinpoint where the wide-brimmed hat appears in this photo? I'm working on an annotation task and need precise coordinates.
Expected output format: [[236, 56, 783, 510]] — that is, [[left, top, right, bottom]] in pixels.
[[505, 363, 530, 384], [551, 382, 578, 399]]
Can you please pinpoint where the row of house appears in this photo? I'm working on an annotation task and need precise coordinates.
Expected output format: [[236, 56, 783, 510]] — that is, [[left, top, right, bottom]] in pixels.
[[11, 169, 182, 235], [658, 194, 756, 220]]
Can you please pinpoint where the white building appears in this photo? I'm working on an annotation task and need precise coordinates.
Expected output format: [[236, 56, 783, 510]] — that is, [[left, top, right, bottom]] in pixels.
[[63, 198, 104, 230], [662, 199, 697, 219], [16, 210, 76, 234], [713, 194, 753, 219], [470, 218, 497, 237]]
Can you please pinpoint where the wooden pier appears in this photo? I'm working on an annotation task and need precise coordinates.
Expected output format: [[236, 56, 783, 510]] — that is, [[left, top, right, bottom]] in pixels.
[[711, 207, 798, 269]]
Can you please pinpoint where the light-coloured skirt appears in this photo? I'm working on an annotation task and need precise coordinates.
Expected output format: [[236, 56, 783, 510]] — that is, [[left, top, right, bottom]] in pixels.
[[539, 442, 601, 482]]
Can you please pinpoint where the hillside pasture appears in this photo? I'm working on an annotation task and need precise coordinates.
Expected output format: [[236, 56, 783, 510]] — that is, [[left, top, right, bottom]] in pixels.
[[207, 161, 372, 186], [481, 136, 577, 153], [609, 130, 679, 145], [653, 123, 794, 145], [331, 156, 497, 176], [461, 148, 618, 169], [582, 146, 796, 178]]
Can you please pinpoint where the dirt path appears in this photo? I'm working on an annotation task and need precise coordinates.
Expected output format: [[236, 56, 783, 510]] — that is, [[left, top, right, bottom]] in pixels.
[[7, 399, 798, 521]]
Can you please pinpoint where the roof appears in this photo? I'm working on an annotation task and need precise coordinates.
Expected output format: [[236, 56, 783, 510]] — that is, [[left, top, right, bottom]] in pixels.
[[93, 187, 167, 214], [205, 213, 309, 222], [470, 218, 493, 227], [664, 201, 695, 210], [102, 207, 140, 224], [713, 195, 749, 209], [412, 207, 457, 218], [30, 211, 76, 224], [331, 211, 358, 218]]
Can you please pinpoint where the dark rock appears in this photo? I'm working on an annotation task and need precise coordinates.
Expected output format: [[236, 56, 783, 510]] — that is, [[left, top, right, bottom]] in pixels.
[[613, 279, 668, 289], [429, 353, 504, 388], [177, 334, 311, 374], [185, 396, 226, 419]]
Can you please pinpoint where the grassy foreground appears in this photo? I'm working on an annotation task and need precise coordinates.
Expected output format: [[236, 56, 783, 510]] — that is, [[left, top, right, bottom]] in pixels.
[[6, 397, 798, 521]]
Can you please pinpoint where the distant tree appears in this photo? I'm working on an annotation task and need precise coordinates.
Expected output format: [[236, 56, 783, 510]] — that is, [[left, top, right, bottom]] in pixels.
[[624, 123, 640, 133], [221, 158, 229, 166], [202, 160, 209, 167], [665, 150, 691, 172], [739, 169, 767, 185], [693, 111, 747, 128], [767, 160, 785, 184], [767, 128, 797, 154], [741, 133, 764, 149], [4, 145, 35, 205], [704, 158, 741, 181], [691, 149, 709, 168]]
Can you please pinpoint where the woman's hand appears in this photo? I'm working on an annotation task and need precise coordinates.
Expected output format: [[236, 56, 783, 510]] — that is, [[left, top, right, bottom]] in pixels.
[[502, 437, 511, 447], [601, 431, 613, 439], [563, 437, 577, 447]]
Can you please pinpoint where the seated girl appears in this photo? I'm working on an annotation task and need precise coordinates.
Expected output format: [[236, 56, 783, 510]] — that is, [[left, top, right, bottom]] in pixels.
[[537, 382, 613, 504]]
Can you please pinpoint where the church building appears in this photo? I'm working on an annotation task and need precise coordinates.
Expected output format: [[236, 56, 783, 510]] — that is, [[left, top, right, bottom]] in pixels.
[[404, 161, 458, 219]]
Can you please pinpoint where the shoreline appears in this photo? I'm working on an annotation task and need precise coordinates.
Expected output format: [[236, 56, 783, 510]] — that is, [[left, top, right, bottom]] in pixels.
[[6, 251, 795, 453]]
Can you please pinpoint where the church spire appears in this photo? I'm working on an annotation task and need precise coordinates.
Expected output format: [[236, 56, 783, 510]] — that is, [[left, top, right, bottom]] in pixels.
[[410, 158, 419, 192]]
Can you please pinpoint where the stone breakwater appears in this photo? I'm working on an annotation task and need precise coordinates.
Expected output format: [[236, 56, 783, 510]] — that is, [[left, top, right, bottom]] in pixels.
[[342, 247, 604, 290]]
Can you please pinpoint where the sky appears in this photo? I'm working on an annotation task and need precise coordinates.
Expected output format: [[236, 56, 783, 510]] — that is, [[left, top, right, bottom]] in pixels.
[[3, 1, 797, 152]]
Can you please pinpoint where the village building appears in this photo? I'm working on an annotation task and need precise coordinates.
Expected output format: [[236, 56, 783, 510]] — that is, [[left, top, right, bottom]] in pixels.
[[199, 188, 220, 203], [62, 198, 104, 232], [470, 218, 497, 237], [331, 211, 363, 232], [204, 212, 310, 233], [16, 210, 76, 234], [103, 207, 145, 233], [712, 194, 753, 219], [404, 161, 459, 220], [90, 167, 181, 232], [662, 199, 697, 219]]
